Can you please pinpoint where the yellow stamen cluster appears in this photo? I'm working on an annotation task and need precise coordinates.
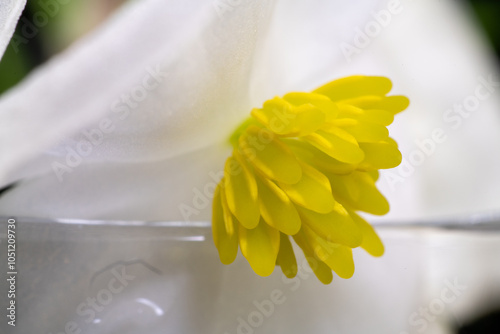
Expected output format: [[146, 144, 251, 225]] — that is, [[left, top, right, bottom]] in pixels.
[[212, 75, 408, 284]]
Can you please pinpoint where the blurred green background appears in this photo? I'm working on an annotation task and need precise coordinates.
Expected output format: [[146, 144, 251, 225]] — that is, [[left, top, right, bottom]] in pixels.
[[0, 0, 124, 94]]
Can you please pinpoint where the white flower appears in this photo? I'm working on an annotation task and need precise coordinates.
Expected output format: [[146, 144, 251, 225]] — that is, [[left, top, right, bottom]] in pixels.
[[1, 0, 500, 223], [1, 1, 500, 333]]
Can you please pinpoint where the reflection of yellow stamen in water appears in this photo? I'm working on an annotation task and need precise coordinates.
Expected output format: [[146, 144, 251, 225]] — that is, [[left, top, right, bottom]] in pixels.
[[212, 75, 409, 284]]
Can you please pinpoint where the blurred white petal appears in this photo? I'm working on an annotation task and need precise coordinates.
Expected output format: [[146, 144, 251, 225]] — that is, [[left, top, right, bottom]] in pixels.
[[0, 145, 228, 220], [1, 0, 500, 224], [0, 0, 277, 183], [0, 0, 25, 60], [362, 0, 500, 221]]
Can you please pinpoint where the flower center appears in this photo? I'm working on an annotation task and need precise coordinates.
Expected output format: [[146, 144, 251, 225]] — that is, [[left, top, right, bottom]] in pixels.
[[213, 75, 409, 284]]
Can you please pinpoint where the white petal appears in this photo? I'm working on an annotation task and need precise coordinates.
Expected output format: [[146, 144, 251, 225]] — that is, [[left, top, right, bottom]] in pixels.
[[0, 144, 229, 221], [0, 0, 278, 186], [247, 0, 500, 220], [355, 0, 500, 220], [0, 0, 364, 220], [0, 0, 25, 60], [3, 0, 500, 223], [249, 0, 376, 99]]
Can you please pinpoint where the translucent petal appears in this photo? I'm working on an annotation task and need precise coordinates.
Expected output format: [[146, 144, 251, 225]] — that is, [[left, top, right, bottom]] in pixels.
[[251, 97, 325, 137], [286, 139, 355, 175], [327, 171, 390, 215], [297, 203, 362, 248], [212, 185, 238, 265], [276, 233, 298, 278], [303, 128, 364, 164], [239, 125, 302, 184], [358, 141, 402, 170], [239, 220, 280, 277], [313, 76, 392, 101], [349, 211, 385, 257], [223, 154, 260, 229], [293, 231, 333, 284], [278, 162, 336, 214], [301, 226, 355, 279], [256, 176, 301, 235], [0, 0, 278, 186]]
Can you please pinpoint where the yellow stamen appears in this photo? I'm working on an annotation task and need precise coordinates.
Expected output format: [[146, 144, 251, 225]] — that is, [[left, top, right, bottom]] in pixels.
[[211, 75, 408, 284]]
